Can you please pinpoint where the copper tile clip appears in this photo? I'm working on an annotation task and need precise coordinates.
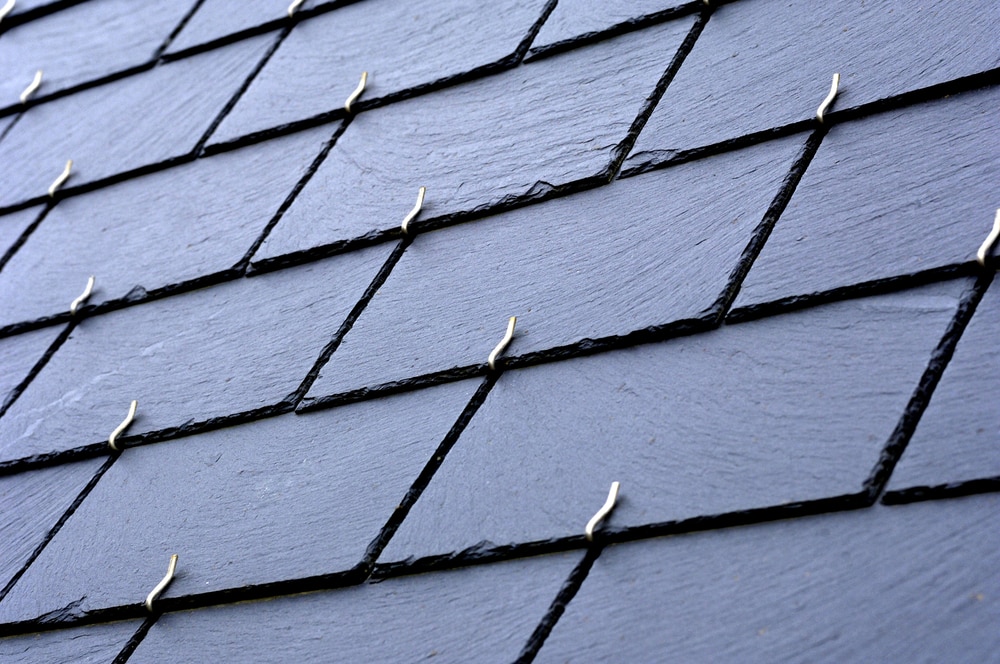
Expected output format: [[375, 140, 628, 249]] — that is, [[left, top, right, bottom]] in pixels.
[[345, 71, 367, 113], [145, 554, 178, 613], [401, 187, 426, 235], [0, 0, 14, 24], [487, 316, 517, 371], [20, 70, 42, 104], [816, 73, 840, 123], [69, 275, 95, 315], [287, 0, 305, 17], [976, 209, 1000, 267], [48, 159, 73, 197], [109, 400, 138, 452], [585, 481, 620, 542]]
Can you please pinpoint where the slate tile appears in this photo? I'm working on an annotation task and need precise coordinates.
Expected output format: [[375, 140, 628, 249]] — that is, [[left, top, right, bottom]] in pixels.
[[249, 17, 698, 264], [0, 205, 40, 261], [627, 0, 1000, 166], [0, 379, 479, 624], [379, 279, 970, 563], [129, 552, 580, 663], [0, 0, 193, 108], [0, 34, 274, 211], [0, 458, 102, 594], [209, 0, 550, 144], [528, 0, 690, 57], [537, 496, 1000, 662], [0, 619, 139, 663], [0, 324, 62, 411], [0, 125, 331, 331], [306, 133, 805, 402], [887, 279, 1000, 494], [0, 243, 393, 464], [734, 86, 1000, 313], [5, 0, 83, 19], [166, 0, 313, 55], [0, 112, 16, 141]]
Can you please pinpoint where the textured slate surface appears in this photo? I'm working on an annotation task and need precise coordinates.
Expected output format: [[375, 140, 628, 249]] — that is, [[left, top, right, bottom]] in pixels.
[[0, 34, 272, 210], [0, 206, 39, 260], [735, 86, 1000, 312], [537, 495, 1000, 663], [529, 0, 689, 56], [211, 0, 550, 144], [0, 323, 62, 410], [167, 0, 313, 54], [0, 125, 331, 330], [380, 280, 969, 562], [0, 244, 393, 464], [0, 458, 102, 594], [131, 552, 580, 663], [0, 380, 478, 623], [887, 280, 1000, 493], [628, 0, 1000, 165], [307, 134, 805, 401], [0, 0, 192, 108], [0, 619, 138, 663], [250, 17, 697, 264]]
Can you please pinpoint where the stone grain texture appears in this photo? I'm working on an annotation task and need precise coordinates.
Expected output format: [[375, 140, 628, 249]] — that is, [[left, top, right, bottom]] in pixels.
[[537, 496, 1000, 663], [0, 206, 40, 262], [887, 279, 1000, 494], [380, 280, 970, 563], [0, 324, 63, 411], [0, 380, 478, 624], [166, 0, 314, 54], [0, 125, 331, 330], [251, 17, 697, 265], [130, 553, 580, 663], [0, 619, 139, 663], [734, 86, 1000, 312], [210, 0, 550, 144], [0, 244, 393, 464], [0, 34, 273, 210], [306, 134, 805, 402], [0, 0, 193, 108], [628, 0, 1000, 167]]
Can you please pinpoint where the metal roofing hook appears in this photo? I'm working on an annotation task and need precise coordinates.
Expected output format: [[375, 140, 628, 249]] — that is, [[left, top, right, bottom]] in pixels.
[[401, 187, 426, 235], [976, 209, 1000, 268], [69, 275, 95, 315], [287, 0, 304, 17], [345, 71, 367, 114], [48, 159, 73, 197], [144, 554, 178, 613], [816, 73, 840, 124], [487, 316, 517, 371], [585, 481, 620, 542], [109, 400, 138, 452], [20, 70, 42, 104], [0, 0, 14, 24]]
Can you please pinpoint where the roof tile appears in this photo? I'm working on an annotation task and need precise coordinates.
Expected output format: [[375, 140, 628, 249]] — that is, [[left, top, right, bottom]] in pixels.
[[0, 618, 138, 663], [0, 322, 62, 411], [0, 205, 40, 264], [166, 0, 314, 55]]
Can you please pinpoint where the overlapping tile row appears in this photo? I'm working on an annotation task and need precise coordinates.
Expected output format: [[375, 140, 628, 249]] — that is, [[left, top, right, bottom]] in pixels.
[[0, 0, 998, 660]]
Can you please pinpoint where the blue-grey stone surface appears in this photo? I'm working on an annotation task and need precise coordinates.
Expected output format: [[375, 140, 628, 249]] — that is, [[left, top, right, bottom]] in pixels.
[[0, 323, 63, 411], [529, 0, 690, 56], [0, 206, 39, 261], [166, 0, 314, 54], [0, 619, 139, 663]]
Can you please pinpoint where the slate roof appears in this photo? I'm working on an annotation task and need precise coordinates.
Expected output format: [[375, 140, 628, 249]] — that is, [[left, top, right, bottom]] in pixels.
[[0, 0, 998, 661]]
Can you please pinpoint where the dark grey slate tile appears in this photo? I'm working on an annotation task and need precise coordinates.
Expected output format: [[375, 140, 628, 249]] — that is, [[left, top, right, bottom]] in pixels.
[[0, 379, 478, 623], [166, 0, 312, 54], [380, 279, 970, 563], [734, 86, 1000, 312], [537, 496, 1000, 663], [0, 619, 139, 663], [0, 324, 62, 410], [0, 34, 273, 210], [306, 133, 806, 402], [130, 552, 580, 663], [0, 458, 102, 595], [0, 243, 393, 464], [0, 112, 16, 140], [0, 0, 193, 108], [0, 125, 331, 330], [249, 17, 697, 264], [6, 0, 83, 18], [628, 0, 1000, 165], [529, 0, 689, 56], [887, 279, 1000, 493], [0, 205, 39, 260], [209, 0, 549, 144]]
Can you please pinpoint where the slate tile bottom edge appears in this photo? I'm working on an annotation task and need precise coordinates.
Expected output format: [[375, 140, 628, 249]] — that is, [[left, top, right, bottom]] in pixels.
[[882, 476, 1000, 505]]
